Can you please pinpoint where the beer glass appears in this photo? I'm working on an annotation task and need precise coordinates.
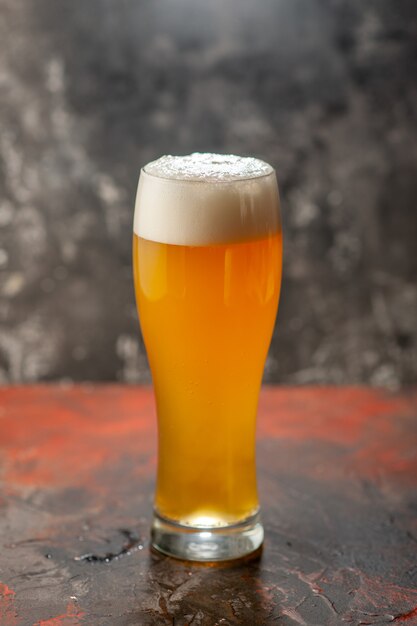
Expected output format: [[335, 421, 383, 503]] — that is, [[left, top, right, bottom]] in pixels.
[[133, 153, 282, 561]]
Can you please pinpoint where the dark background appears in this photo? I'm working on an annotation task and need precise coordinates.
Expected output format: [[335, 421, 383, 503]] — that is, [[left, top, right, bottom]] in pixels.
[[0, 0, 416, 387]]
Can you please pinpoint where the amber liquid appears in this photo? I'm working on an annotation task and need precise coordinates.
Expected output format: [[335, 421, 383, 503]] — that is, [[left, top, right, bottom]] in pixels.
[[133, 232, 282, 526]]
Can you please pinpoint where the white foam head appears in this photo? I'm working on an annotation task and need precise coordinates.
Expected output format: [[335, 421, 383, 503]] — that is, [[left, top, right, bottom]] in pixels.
[[134, 153, 280, 246]]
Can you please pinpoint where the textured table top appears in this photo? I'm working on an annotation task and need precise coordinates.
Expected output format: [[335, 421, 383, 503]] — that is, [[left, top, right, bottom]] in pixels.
[[0, 386, 416, 626]]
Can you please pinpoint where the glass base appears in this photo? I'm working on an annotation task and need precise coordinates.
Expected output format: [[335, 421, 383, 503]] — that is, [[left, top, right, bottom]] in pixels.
[[151, 510, 264, 562]]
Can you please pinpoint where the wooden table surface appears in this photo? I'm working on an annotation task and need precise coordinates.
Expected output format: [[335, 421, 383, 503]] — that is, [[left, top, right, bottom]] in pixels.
[[0, 386, 416, 626]]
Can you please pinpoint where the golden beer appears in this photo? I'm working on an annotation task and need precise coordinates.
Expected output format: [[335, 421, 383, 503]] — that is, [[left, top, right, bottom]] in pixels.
[[133, 153, 282, 560]]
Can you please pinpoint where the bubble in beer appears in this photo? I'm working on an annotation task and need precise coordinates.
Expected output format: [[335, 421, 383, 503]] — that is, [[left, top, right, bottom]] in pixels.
[[144, 153, 273, 182]]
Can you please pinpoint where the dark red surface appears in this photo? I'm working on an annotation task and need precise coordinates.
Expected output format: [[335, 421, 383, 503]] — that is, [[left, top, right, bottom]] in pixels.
[[0, 386, 416, 625]]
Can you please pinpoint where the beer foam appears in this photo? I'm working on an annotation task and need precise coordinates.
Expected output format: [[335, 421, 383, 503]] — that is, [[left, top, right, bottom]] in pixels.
[[144, 153, 273, 182], [134, 153, 280, 246]]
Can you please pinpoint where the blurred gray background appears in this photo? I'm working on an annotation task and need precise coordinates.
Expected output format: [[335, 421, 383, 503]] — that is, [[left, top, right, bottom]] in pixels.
[[0, 0, 416, 387]]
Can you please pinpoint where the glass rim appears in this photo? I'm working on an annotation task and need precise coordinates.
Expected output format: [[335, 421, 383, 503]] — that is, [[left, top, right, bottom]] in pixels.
[[140, 165, 277, 185]]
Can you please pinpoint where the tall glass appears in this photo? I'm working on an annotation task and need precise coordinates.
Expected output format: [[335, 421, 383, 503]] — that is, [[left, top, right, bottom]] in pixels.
[[133, 153, 282, 561]]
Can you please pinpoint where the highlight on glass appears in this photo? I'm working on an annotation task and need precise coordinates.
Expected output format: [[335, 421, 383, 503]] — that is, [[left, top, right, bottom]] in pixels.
[[133, 153, 282, 561]]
